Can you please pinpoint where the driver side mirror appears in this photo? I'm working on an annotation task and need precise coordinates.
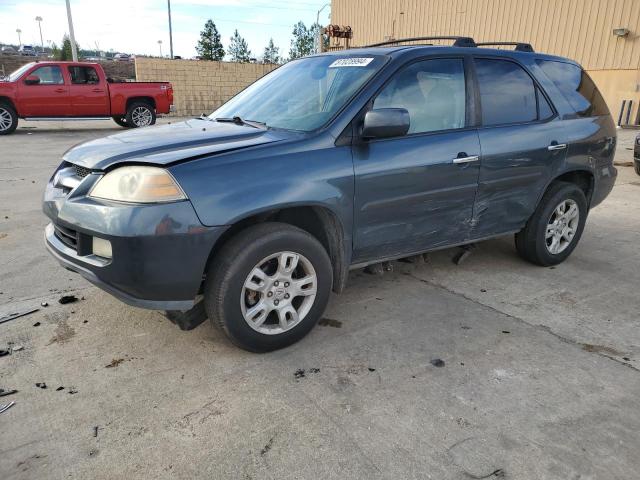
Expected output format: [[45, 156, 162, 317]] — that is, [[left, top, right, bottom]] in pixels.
[[361, 108, 410, 139], [25, 75, 41, 85]]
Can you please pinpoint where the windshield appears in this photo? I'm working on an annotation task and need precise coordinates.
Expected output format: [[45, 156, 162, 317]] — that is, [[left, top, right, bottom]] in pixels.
[[8, 63, 34, 81], [211, 55, 386, 132]]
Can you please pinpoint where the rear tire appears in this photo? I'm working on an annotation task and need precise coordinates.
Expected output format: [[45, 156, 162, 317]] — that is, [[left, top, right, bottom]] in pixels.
[[204, 223, 333, 352], [0, 103, 18, 135], [515, 182, 588, 266], [634, 161, 640, 176], [124, 101, 156, 128], [112, 115, 130, 128]]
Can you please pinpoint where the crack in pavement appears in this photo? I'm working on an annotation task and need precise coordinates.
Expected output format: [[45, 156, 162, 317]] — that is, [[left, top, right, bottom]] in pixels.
[[406, 272, 639, 373]]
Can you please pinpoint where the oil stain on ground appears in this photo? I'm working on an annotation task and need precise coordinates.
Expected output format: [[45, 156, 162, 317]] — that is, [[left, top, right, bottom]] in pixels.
[[47, 317, 76, 345], [581, 343, 626, 357], [318, 318, 342, 328]]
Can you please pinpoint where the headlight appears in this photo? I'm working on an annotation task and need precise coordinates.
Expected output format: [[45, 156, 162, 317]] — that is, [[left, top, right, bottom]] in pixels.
[[89, 166, 187, 203]]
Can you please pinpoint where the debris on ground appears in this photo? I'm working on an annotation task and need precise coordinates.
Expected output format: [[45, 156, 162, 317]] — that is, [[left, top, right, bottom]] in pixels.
[[68, 388, 78, 395], [368, 367, 376, 372], [93, 426, 99, 438], [56, 386, 64, 391], [260, 436, 274, 456], [0, 401, 15, 414], [0, 349, 9, 357], [501, 330, 510, 334], [308, 368, 320, 373], [0, 389, 17, 398], [41, 302, 49, 307], [11, 345, 24, 352], [33, 322, 41, 327], [0, 308, 40, 325], [430, 358, 445, 368], [294, 369, 306, 379], [105, 358, 125, 368], [58, 295, 78, 305], [318, 318, 342, 328], [35, 382, 47, 389]]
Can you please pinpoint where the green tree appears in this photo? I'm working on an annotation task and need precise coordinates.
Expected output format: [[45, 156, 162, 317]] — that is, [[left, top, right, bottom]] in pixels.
[[228, 29, 251, 63], [58, 35, 80, 60], [288, 21, 318, 60], [196, 19, 224, 61], [262, 38, 280, 64]]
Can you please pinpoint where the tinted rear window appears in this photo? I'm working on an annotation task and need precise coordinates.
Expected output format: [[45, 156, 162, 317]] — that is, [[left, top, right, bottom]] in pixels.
[[536, 60, 609, 117], [475, 58, 537, 126]]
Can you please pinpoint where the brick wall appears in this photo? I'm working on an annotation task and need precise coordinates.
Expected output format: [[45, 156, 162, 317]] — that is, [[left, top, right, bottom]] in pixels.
[[135, 58, 278, 116], [0, 55, 135, 80]]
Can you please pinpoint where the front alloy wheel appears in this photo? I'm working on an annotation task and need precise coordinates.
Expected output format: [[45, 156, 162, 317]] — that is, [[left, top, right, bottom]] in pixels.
[[241, 251, 317, 335], [0, 104, 18, 135], [204, 223, 332, 352]]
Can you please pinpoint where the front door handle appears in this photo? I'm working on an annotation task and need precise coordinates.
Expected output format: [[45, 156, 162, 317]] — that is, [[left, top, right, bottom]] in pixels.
[[548, 143, 567, 151], [54, 88, 66, 93], [452, 155, 479, 164], [92, 88, 104, 93]]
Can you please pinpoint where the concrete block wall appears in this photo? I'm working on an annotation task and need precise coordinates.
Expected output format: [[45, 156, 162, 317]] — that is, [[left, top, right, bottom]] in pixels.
[[135, 58, 278, 116]]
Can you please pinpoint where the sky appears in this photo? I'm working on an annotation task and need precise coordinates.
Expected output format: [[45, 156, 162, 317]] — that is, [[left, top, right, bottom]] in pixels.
[[0, 0, 332, 59]]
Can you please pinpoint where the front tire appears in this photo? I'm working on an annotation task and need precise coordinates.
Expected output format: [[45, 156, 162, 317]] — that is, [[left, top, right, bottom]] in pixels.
[[634, 161, 640, 176], [125, 101, 156, 128], [0, 103, 18, 135], [515, 182, 588, 266], [204, 223, 333, 352]]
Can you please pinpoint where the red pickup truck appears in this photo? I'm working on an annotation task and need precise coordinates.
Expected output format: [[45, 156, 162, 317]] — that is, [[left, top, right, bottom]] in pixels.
[[0, 61, 174, 135]]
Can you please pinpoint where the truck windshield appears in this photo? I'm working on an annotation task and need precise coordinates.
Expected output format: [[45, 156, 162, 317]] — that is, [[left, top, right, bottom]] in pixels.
[[8, 63, 34, 81], [210, 55, 386, 132]]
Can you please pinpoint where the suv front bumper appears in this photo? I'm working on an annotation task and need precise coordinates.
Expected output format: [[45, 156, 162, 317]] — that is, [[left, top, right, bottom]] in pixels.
[[43, 166, 227, 311]]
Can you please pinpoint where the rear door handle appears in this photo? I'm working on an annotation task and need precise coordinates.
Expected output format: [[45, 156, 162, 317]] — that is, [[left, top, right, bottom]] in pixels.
[[452, 155, 479, 164], [92, 88, 104, 93], [548, 143, 567, 151], [54, 88, 66, 93]]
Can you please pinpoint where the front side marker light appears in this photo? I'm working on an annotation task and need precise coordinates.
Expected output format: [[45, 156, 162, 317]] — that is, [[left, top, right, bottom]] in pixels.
[[92, 237, 112, 259], [89, 166, 187, 203]]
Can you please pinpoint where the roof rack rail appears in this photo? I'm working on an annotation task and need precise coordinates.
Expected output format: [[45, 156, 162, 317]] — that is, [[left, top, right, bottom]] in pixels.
[[476, 42, 534, 52], [364, 36, 477, 48]]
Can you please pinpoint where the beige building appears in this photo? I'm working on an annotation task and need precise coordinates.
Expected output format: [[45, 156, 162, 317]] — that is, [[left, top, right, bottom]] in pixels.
[[330, 0, 640, 125]]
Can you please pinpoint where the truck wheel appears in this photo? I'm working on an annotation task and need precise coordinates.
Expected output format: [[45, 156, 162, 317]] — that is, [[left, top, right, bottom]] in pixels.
[[112, 115, 130, 128], [204, 223, 333, 352], [125, 102, 156, 128], [0, 103, 18, 135], [515, 182, 587, 266]]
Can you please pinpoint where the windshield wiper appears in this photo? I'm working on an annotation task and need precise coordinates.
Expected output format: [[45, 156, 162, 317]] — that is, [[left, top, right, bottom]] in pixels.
[[215, 116, 267, 130]]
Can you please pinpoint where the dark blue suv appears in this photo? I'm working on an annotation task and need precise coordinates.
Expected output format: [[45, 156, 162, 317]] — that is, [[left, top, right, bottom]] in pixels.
[[44, 38, 617, 351]]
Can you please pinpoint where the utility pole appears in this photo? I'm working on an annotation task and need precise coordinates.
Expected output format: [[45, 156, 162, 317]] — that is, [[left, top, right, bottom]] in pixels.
[[158, 40, 163, 58], [65, 0, 78, 61], [167, 0, 174, 59], [315, 3, 330, 53], [16, 29, 22, 47], [35, 17, 44, 55]]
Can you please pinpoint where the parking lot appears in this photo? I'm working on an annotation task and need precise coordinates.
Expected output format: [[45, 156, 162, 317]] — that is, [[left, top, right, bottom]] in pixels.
[[1, 120, 639, 479]]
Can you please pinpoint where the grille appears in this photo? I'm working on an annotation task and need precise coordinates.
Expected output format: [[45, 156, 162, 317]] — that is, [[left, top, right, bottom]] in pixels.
[[74, 164, 91, 178], [54, 224, 78, 251]]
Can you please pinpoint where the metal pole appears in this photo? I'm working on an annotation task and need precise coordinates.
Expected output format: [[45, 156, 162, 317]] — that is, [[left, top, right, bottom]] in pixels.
[[16, 29, 22, 47], [36, 18, 44, 55], [167, 0, 174, 59], [65, 0, 78, 61]]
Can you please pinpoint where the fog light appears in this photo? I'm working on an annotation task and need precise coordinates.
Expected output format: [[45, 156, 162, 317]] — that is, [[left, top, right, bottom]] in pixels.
[[92, 237, 112, 259]]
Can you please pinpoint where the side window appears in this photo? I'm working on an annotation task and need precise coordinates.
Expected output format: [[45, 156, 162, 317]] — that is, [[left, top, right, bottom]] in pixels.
[[536, 60, 609, 117], [69, 66, 100, 85], [475, 58, 537, 126], [373, 58, 466, 134], [28, 66, 64, 85], [537, 88, 555, 120]]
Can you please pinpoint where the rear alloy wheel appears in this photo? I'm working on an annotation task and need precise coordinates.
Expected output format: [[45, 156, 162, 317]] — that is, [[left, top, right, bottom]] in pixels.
[[515, 182, 588, 266], [204, 223, 332, 352], [0, 103, 18, 135], [125, 102, 156, 128]]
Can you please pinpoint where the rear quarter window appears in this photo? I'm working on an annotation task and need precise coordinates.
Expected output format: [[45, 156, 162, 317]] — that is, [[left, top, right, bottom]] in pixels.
[[536, 60, 609, 117]]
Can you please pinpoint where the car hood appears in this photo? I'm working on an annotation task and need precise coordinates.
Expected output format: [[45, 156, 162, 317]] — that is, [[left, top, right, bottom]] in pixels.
[[63, 119, 294, 170]]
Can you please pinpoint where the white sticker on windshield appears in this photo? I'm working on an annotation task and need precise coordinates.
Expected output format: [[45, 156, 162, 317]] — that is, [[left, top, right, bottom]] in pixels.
[[329, 57, 374, 68]]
